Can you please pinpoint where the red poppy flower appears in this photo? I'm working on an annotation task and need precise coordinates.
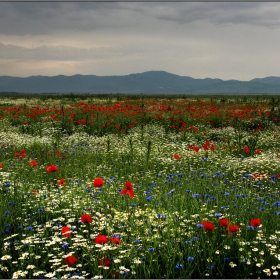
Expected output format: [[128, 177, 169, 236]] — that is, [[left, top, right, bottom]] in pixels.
[[93, 177, 104, 187], [256, 149, 261, 154], [210, 144, 216, 151], [29, 160, 38, 167], [56, 150, 66, 158], [0, 164, 3, 169], [58, 178, 65, 186], [200, 220, 215, 231], [14, 150, 26, 158], [173, 154, 180, 160], [95, 234, 108, 244], [46, 165, 59, 172], [226, 224, 239, 233], [121, 181, 134, 198], [61, 226, 71, 238], [81, 213, 92, 224], [64, 255, 78, 266], [244, 146, 250, 154], [250, 218, 261, 227], [110, 237, 122, 244], [99, 258, 111, 266], [219, 218, 229, 227], [32, 190, 38, 195], [193, 146, 199, 153]]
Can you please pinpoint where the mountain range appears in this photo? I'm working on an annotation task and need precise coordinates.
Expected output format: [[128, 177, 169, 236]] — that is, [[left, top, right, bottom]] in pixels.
[[1, 71, 280, 94]]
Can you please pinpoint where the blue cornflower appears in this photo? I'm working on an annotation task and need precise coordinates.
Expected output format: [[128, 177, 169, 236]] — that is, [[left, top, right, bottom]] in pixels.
[[175, 264, 184, 269], [192, 193, 199, 199], [146, 196, 153, 201], [272, 201, 280, 207], [186, 189, 192, 193], [247, 225, 254, 230], [196, 223, 204, 229], [214, 213, 222, 217], [148, 247, 155, 252], [69, 272, 82, 277], [26, 226, 33, 231], [61, 243, 69, 249], [187, 257, 194, 262]]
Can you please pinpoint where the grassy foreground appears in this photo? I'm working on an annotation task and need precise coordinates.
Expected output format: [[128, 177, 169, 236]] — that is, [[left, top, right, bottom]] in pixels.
[[0, 95, 279, 279]]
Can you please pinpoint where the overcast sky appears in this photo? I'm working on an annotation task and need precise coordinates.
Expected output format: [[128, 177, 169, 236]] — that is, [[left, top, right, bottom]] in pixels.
[[1, 1, 280, 80]]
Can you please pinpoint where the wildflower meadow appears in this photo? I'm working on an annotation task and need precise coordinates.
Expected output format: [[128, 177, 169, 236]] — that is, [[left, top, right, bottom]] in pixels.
[[0, 95, 279, 279]]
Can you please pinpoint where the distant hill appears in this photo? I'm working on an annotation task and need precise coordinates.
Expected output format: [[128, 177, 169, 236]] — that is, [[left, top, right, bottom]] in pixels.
[[1, 71, 280, 94]]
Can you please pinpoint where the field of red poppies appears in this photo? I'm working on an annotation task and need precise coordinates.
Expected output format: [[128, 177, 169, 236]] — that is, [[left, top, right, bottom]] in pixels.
[[0, 95, 279, 279]]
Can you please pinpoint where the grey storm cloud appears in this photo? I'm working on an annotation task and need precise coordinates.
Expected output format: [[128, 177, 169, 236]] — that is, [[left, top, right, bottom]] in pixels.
[[133, 2, 280, 28], [1, 1, 280, 80], [0, 2, 127, 36], [1, 2, 280, 37]]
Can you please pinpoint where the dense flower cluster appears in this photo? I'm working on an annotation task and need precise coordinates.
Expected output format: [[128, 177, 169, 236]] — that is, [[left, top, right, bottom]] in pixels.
[[0, 96, 279, 279]]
